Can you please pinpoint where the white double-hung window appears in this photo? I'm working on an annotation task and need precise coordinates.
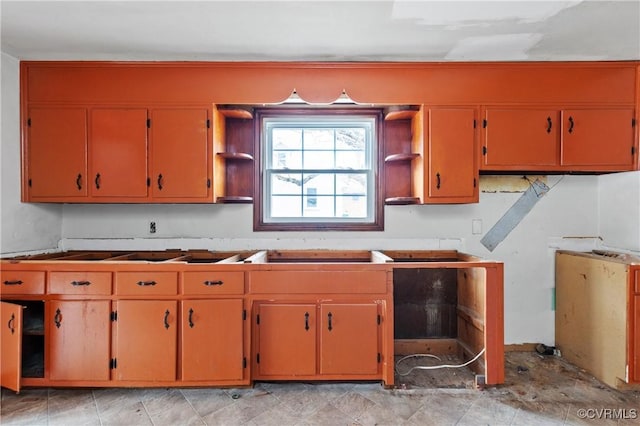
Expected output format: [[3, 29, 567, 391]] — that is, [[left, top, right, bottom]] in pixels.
[[257, 110, 382, 231]]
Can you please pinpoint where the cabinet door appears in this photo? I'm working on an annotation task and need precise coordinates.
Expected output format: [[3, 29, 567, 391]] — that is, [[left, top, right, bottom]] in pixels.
[[483, 109, 559, 168], [426, 108, 478, 203], [149, 108, 210, 200], [256, 304, 316, 377], [0, 301, 23, 392], [90, 108, 148, 198], [319, 303, 379, 375], [181, 299, 244, 381], [113, 300, 177, 381], [49, 300, 110, 381], [27, 107, 87, 199], [561, 109, 635, 169]]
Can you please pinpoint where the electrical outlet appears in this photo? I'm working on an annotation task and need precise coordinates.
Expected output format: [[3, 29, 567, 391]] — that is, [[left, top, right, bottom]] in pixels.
[[149, 221, 157, 234], [472, 219, 482, 235]]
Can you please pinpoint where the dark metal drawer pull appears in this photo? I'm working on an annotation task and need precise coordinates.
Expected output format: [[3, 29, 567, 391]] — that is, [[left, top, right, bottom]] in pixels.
[[137, 281, 157, 286], [188, 308, 194, 328], [327, 312, 333, 331], [71, 280, 91, 286], [304, 312, 309, 331], [3, 280, 23, 286], [164, 310, 170, 329], [203, 280, 224, 286], [7, 314, 15, 334], [54, 308, 62, 328]]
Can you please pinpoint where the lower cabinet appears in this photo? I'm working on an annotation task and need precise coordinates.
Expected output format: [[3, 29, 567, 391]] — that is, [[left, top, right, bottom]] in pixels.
[[181, 299, 244, 381], [254, 302, 381, 379], [49, 300, 111, 381], [0, 301, 23, 392], [112, 300, 178, 382]]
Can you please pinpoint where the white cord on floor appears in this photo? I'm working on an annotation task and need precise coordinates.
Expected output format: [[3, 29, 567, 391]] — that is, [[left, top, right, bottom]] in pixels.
[[395, 348, 486, 376]]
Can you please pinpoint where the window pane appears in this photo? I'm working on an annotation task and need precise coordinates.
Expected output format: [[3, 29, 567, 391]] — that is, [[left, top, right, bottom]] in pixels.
[[303, 195, 335, 217], [303, 151, 334, 169], [336, 128, 366, 150], [336, 173, 367, 195], [303, 129, 334, 149], [302, 174, 334, 195], [271, 196, 302, 217], [271, 173, 303, 195], [335, 151, 366, 169], [336, 195, 367, 218], [272, 128, 302, 150], [272, 151, 302, 169]]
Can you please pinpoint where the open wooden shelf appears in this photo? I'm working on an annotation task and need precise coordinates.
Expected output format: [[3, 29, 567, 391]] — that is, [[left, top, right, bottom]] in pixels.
[[384, 153, 420, 163], [216, 196, 253, 204], [385, 197, 421, 205], [216, 152, 254, 161], [384, 105, 419, 121], [217, 105, 254, 119]]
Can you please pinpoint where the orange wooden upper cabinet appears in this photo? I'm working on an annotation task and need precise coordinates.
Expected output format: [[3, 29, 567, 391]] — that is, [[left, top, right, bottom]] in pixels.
[[149, 108, 211, 201], [89, 108, 149, 199], [418, 107, 478, 204], [26, 107, 88, 201], [24, 106, 212, 203], [482, 109, 560, 170], [481, 107, 636, 171], [560, 109, 635, 170]]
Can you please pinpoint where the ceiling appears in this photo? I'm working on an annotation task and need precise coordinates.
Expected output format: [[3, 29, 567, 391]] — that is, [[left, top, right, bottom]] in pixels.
[[1, 0, 639, 62]]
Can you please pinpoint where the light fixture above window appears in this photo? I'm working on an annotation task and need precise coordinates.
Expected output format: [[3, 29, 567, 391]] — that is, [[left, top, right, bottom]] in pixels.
[[280, 90, 357, 105]]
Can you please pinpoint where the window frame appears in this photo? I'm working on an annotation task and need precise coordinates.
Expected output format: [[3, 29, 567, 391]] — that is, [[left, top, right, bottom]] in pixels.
[[254, 107, 384, 231]]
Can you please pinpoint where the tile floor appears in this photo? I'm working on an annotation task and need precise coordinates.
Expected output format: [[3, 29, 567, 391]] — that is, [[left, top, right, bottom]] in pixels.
[[2, 352, 640, 425]]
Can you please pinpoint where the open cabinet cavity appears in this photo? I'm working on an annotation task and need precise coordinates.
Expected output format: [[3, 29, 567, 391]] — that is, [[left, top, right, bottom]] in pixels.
[[383, 250, 504, 388]]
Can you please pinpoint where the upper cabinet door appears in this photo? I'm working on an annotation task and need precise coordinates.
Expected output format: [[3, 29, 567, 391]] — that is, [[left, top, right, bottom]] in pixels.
[[0, 301, 23, 393], [27, 108, 87, 200], [483, 109, 559, 169], [89, 109, 148, 199], [149, 108, 211, 200], [426, 108, 478, 203], [561, 109, 635, 169]]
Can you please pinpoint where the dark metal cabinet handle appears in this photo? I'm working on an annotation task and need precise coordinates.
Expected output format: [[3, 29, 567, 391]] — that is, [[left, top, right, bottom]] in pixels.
[[3, 280, 23, 286], [188, 308, 194, 328], [157, 174, 163, 190], [76, 174, 82, 190], [204, 280, 223, 286], [568, 116, 575, 134], [7, 313, 15, 335], [304, 312, 309, 331], [71, 280, 91, 286], [546, 117, 552, 133], [327, 312, 333, 331], [163, 310, 170, 329], [137, 281, 157, 286], [95, 173, 101, 189], [436, 173, 441, 190], [54, 308, 62, 328]]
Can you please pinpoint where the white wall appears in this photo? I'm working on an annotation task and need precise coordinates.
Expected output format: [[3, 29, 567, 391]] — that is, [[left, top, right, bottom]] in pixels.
[[60, 175, 601, 345], [0, 52, 63, 255], [598, 171, 640, 254]]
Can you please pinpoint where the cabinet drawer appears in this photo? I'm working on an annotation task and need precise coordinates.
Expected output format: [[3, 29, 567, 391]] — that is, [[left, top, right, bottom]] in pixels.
[[115, 272, 178, 296], [248, 270, 387, 294], [49, 272, 112, 295], [182, 271, 244, 295], [0, 271, 45, 295], [635, 269, 640, 294]]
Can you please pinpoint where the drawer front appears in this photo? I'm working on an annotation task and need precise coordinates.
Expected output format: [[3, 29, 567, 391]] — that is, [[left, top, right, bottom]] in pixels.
[[182, 271, 244, 295], [248, 270, 387, 294], [49, 272, 112, 295], [0, 271, 45, 295], [635, 269, 640, 294], [116, 272, 178, 296]]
